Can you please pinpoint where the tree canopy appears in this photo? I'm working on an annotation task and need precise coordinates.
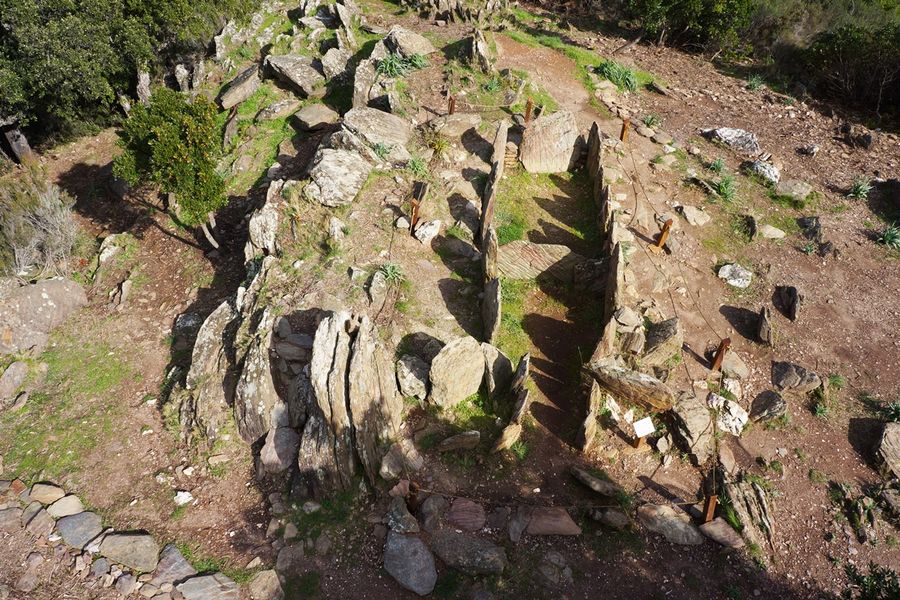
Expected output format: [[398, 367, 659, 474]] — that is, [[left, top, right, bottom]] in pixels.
[[113, 89, 226, 227], [0, 0, 254, 139]]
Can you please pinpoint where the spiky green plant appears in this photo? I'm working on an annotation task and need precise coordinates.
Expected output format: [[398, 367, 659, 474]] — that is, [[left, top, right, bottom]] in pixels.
[[877, 223, 900, 249], [376, 52, 429, 77], [379, 263, 405, 284], [747, 75, 764, 91], [708, 157, 725, 173], [372, 143, 392, 160], [481, 77, 502, 92], [848, 176, 872, 200], [642, 114, 662, 128], [596, 60, 638, 92], [883, 402, 900, 422], [406, 156, 428, 178], [715, 174, 736, 201]]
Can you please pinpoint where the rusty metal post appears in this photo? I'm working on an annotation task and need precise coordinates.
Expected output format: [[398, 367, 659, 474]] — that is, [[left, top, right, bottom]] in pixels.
[[649, 218, 674, 254], [619, 118, 630, 142], [409, 182, 429, 234], [703, 494, 718, 524], [448, 95, 456, 115], [524, 98, 534, 125], [710, 338, 732, 372]]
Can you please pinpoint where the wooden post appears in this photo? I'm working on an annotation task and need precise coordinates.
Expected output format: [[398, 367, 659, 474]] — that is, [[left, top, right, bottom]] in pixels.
[[703, 494, 718, 524], [524, 98, 534, 125], [710, 338, 731, 372], [409, 182, 429, 234], [619, 118, 630, 142], [631, 436, 647, 450], [649, 218, 673, 254], [448, 95, 456, 115]]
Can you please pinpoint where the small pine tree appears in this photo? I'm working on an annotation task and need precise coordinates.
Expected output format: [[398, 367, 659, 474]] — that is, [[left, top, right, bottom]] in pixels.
[[113, 88, 226, 247]]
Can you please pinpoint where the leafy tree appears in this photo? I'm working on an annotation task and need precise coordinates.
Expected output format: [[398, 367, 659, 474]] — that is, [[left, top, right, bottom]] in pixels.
[[0, 0, 253, 139], [113, 89, 226, 247]]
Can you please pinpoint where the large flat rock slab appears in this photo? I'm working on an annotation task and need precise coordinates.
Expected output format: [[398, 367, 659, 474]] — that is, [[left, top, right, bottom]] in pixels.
[[497, 241, 586, 282], [520, 110, 579, 173]]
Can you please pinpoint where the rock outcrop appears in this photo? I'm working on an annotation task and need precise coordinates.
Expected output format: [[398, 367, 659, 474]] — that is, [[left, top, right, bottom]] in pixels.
[[0, 279, 87, 356]]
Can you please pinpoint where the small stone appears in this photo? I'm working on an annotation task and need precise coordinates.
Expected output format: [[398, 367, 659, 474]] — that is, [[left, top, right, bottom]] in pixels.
[[383, 531, 437, 596], [717, 264, 752, 288], [100, 533, 160, 573], [248, 570, 282, 600], [413, 220, 441, 244], [699, 517, 745, 548], [758, 224, 785, 239], [525, 507, 581, 536], [395, 216, 410, 229], [386, 496, 420, 533], [537, 550, 573, 587], [435, 431, 480, 452], [117, 574, 138, 595], [446, 498, 486, 531], [176, 573, 239, 600], [637, 504, 704, 545], [29, 483, 65, 505]]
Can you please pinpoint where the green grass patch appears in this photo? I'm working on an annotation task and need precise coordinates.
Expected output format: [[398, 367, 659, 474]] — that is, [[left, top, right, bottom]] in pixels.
[[175, 542, 259, 583], [287, 486, 359, 540], [497, 278, 535, 360], [0, 333, 136, 481], [503, 30, 655, 101]]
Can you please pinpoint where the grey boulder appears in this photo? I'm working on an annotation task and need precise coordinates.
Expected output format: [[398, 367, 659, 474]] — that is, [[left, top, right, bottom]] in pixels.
[[383, 532, 437, 596], [56, 512, 103, 549], [429, 336, 485, 409], [304, 148, 373, 207], [99, 533, 160, 573], [429, 530, 507, 575], [265, 55, 325, 98]]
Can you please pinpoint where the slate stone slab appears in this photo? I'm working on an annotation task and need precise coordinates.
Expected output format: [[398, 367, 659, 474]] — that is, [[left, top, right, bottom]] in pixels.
[[57, 512, 103, 550]]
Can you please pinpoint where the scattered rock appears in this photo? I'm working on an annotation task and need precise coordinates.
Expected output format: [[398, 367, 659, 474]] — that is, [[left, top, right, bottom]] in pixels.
[[525, 507, 582, 536], [428, 113, 482, 138], [304, 148, 373, 207], [396, 355, 429, 400], [771, 362, 820, 395], [707, 393, 749, 436], [380, 437, 424, 480], [429, 336, 484, 409], [721, 350, 750, 380], [537, 550, 573, 587], [589, 508, 630, 530], [637, 504, 704, 545], [256, 99, 300, 121], [99, 533, 160, 573], [446, 498, 486, 531], [383, 531, 437, 596], [47, 495, 84, 518], [260, 427, 301, 474], [570, 466, 624, 497], [0, 507, 22, 531], [177, 573, 239, 600], [641, 318, 683, 367], [742, 160, 780, 185], [749, 390, 786, 423], [758, 224, 785, 239], [0, 279, 87, 356], [265, 54, 324, 98], [878, 422, 900, 479], [586, 360, 674, 412], [321, 47, 352, 79], [413, 220, 441, 244], [116, 573, 138, 595], [218, 66, 260, 109], [385, 25, 437, 57], [56, 512, 103, 549], [387, 496, 420, 533], [417, 494, 448, 532], [700, 517, 745, 548], [0, 361, 28, 402], [29, 483, 65, 505], [717, 264, 752, 288], [701, 127, 761, 155], [671, 391, 714, 466], [429, 530, 507, 575], [248, 570, 282, 600], [678, 205, 711, 227], [436, 430, 480, 452], [293, 104, 340, 131], [774, 179, 813, 204], [342, 107, 413, 162]]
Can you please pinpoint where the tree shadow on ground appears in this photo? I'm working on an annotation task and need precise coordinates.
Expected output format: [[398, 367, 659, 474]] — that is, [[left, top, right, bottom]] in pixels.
[[848, 417, 885, 470]]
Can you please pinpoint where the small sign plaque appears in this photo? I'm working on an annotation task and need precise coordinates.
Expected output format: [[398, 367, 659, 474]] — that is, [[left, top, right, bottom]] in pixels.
[[633, 417, 656, 438]]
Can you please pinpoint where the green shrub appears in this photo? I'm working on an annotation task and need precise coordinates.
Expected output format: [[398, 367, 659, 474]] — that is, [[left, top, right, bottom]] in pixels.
[[0, 162, 77, 276], [0, 0, 255, 140], [113, 89, 225, 227], [845, 563, 900, 599], [624, 0, 755, 52], [715, 174, 736, 201], [805, 22, 900, 116]]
